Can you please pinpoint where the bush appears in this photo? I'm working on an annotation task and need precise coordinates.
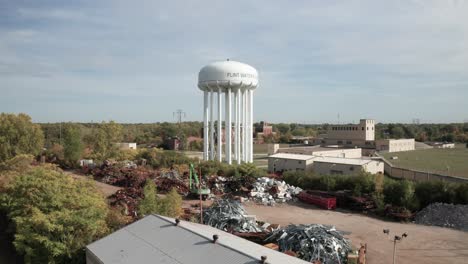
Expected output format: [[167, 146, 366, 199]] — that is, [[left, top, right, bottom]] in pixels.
[[454, 183, 468, 204], [414, 181, 456, 208], [383, 179, 414, 208]]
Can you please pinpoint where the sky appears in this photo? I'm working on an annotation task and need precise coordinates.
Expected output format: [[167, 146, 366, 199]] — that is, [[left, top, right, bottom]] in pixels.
[[1, 0, 467, 124]]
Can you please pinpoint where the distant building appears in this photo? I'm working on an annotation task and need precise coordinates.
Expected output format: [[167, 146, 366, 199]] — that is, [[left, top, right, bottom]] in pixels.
[[268, 153, 316, 172], [375, 139, 415, 152], [268, 146, 362, 173], [312, 157, 384, 175], [275, 145, 362, 159], [310, 119, 376, 148], [86, 214, 308, 264], [256, 122, 276, 144], [115, 143, 137, 150], [165, 137, 181, 150], [426, 142, 455, 149]]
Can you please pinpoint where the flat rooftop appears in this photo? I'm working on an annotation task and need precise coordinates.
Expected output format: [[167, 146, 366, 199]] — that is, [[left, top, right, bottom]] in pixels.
[[268, 153, 316, 161], [313, 156, 376, 166], [86, 214, 308, 264]]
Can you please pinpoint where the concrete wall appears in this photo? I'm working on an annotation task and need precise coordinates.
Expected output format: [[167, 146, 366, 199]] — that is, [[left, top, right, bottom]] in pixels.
[[268, 157, 314, 173], [376, 139, 414, 152], [313, 160, 383, 175], [382, 158, 468, 183]]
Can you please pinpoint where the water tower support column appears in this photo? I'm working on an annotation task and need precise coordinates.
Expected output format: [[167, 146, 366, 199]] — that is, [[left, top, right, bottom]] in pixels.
[[225, 88, 232, 164], [249, 89, 254, 162], [217, 86, 222, 162], [236, 88, 241, 164], [203, 90, 209, 160], [210, 89, 215, 160]]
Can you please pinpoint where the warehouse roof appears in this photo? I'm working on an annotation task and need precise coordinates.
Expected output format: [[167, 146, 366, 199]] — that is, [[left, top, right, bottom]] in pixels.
[[268, 153, 316, 161], [86, 214, 308, 264], [313, 156, 377, 165]]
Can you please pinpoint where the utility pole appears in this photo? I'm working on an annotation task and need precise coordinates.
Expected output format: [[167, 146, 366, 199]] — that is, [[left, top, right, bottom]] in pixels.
[[383, 229, 408, 264]]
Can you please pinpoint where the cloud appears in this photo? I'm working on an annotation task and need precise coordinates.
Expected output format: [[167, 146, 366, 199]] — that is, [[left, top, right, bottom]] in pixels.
[[0, 0, 467, 123]]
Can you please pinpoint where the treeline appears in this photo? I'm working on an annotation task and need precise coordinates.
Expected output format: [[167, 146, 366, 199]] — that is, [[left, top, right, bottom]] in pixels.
[[283, 170, 468, 213], [375, 123, 468, 142]]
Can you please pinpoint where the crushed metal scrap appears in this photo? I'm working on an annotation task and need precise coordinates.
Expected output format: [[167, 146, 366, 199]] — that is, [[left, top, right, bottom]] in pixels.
[[203, 199, 264, 233], [265, 224, 352, 264], [249, 177, 302, 206]]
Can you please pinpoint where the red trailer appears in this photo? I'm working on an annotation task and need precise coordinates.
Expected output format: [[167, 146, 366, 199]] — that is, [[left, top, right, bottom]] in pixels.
[[298, 191, 337, 210]]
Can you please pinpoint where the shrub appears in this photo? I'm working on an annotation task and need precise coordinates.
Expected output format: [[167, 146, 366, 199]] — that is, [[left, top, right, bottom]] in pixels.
[[383, 179, 414, 207]]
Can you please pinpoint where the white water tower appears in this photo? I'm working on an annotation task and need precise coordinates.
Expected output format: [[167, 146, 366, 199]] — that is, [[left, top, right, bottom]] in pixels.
[[198, 60, 258, 164]]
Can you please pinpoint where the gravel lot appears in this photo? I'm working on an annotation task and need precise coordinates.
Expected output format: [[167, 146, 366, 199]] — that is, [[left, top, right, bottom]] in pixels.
[[244, 202, 468, 264]]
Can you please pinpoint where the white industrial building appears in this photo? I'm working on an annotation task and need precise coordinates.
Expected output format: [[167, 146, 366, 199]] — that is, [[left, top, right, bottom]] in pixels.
[[268, 153, 316, 172], [115, 142, 137, 150], [275, 146, 362, 158], [198, 60, 258, 164], [375, 139, 415, 152], [86, 214, 307, 264], [312, 157, 384, 175]]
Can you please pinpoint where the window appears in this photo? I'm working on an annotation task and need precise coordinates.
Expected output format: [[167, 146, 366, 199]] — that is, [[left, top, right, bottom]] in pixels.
[[346, 141, 352, 144], [338, 140, 343, 144], [298, 161, 302, 164], [362, 127, 364, 131]]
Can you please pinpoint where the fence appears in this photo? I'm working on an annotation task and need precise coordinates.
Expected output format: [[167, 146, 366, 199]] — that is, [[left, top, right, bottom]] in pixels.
[[377, 155, 468, 183]]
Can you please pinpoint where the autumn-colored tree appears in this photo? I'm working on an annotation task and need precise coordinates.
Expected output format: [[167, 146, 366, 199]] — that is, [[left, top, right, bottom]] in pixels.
[[0, 113, 44, 162], [63, 125, 84, 167]]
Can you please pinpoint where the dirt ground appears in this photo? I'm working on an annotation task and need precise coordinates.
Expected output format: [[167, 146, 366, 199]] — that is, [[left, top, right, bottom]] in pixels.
[[66, 171, 121, 197], [244, 202, 468, 264]]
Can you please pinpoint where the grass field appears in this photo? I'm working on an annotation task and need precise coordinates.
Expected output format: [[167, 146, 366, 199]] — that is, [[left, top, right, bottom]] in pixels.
[[382, 146, 468, 178]]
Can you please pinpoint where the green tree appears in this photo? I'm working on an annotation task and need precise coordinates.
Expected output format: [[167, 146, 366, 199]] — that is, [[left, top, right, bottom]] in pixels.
[[0, 113, 44, 162], [63, 125, 83, 166], [89, 121, 123, 160], [0, 167, 109, 264], [160, 188, 183, 218], [138, 180, 160, 216]]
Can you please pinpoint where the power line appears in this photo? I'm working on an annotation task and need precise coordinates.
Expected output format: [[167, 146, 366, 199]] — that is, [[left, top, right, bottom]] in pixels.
[[173, 109, 186, 124]]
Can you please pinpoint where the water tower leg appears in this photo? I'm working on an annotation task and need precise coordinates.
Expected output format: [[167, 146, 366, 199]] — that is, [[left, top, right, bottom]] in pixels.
[[210, 89, 215, 160], [236, 88, 241, 164], [249, 89, 254, 162], [203, 90, 209, 161], [217, 87, 222, 162], [225, 88, 232, 164]]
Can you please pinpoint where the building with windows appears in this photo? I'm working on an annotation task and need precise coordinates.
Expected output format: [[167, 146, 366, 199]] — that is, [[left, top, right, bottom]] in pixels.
[[310, 119, 376, 148]]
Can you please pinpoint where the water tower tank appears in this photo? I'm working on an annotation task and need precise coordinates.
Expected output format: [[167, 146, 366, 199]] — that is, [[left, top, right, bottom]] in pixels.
[[198, 60, 258, 91]]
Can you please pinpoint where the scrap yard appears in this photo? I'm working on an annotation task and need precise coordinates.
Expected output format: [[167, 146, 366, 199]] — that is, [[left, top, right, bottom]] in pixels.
[[71, 163, 468, 264]]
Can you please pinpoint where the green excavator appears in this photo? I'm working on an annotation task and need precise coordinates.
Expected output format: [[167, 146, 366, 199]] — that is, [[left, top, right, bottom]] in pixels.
[[189, 163, 211, 200]]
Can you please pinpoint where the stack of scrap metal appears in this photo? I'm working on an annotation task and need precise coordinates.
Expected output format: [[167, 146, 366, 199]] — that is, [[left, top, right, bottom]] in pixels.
[[203, 199, 264, 233], [249, 177, 302, 206], [154, 177, 189, 195], [265, 224, 352, 264], [109, 187, 143, 218], [415, 203, 468, 231]]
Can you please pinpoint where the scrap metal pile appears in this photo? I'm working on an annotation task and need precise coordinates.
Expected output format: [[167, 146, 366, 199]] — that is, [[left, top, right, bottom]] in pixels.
[[249, 177, 302, 206], [108, 187, 143, 217], [203, 199, 264, 233], [209, 176, 254, 195], [415, 203, 468, 231], [265, 224, 352, 264]]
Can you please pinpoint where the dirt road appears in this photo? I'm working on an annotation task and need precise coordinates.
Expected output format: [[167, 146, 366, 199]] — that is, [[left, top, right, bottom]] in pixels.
[[244, 202, 468, 264]]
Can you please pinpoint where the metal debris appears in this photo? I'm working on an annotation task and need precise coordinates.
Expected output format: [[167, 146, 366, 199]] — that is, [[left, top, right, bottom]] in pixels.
[[265, 224, 352, 264], [415, 203, 468, 231], [203, 199, 264, 233], [250, 177, 302, 206]]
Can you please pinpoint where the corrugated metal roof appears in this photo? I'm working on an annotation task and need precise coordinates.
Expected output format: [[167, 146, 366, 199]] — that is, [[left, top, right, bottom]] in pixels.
[[268, 153, 316, 161], [86, 215, 308, 264], [313, 156, 375, 165]]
